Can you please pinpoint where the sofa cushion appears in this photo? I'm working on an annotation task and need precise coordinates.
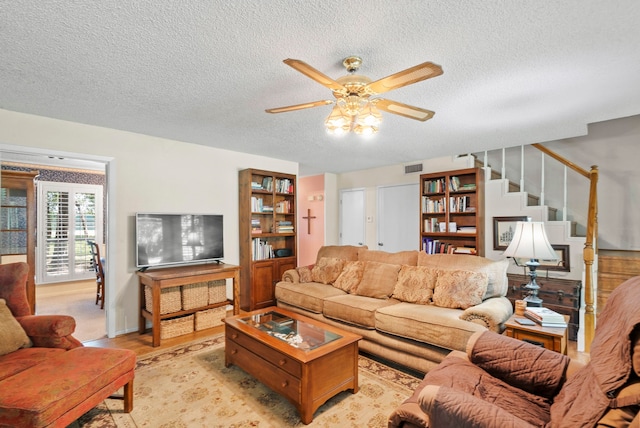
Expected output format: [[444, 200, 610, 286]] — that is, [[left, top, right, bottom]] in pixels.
[[0, 298, 31, 356], [311, 257, 345, 285], [333, 261, 365, 293], [418, 253, 509, 299], [323, 294, 400, 329], [316, 245, 365, 263], [0, 347, 66, 381], [392, 265, 438, 304], [355, 261, 402, 299], [275, 281, 346, 313], [375, 302, 486, 351], [432, 269, 488, 309], [359, 249, 418, 266]]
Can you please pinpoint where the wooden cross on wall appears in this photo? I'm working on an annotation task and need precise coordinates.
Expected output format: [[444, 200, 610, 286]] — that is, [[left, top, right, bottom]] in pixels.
[[302, 209, 316, 235]]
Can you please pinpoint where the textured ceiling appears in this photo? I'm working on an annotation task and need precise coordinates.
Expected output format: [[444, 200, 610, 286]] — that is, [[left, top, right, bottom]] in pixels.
[[1, 1, 639, 175]]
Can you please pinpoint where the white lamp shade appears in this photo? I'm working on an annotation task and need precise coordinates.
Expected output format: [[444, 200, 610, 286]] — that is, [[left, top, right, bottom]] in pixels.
[[503, 221, 557, 260]]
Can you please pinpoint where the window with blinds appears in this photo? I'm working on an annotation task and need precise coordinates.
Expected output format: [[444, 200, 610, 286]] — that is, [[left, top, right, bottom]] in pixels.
[[37, 182, 103, 284]]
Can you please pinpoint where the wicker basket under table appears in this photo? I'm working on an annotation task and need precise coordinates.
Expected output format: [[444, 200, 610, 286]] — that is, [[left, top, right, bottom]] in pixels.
[[160, 314, 194, 339], [144, 285, 182, 314], [195, 307, 227, 331]]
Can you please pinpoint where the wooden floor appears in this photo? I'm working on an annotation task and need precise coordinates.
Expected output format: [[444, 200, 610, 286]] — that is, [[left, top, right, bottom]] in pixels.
[[85, 320, 590, 364], [84, 324, 227, 357]]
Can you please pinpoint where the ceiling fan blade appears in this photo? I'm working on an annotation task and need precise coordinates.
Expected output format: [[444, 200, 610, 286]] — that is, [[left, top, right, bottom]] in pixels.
[[265, 99, 334, 114], [283, 59, 346, 92], [366, 62, 443, 95], [373, 99, 435, 121]]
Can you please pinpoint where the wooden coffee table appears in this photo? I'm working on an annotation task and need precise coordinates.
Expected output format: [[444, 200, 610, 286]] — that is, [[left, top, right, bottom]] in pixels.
[[224, 306, 362, 424]]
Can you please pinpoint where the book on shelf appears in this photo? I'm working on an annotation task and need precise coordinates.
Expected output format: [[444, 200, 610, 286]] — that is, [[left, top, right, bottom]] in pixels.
[[252, 238, 274, 260], [421, 238, 466, 255], [449, 176, 460, 191], [424, 178, 446, 193], [275, 220, 294, 233], [422, 196, 445, 213], [261, 177, 273, 191], [423, 217, 439, 232], [457, 226, 477, 234], [275, 200, 291, 213], [524, 307, 566, 325], [251, 219, 262, 234]]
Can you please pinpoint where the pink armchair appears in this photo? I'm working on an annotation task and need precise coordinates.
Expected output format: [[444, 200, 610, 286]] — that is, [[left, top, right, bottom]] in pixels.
[[0, 262, 136, 427]]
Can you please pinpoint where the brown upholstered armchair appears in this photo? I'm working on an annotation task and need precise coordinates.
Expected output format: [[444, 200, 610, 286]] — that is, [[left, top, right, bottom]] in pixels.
[[0, 261, 82, 349], [389, 276, 640, 428]]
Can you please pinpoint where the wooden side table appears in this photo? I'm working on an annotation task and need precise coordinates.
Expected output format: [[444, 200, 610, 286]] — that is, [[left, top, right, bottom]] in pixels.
[[137, 263, 240, 347], [504, 314, 569, 355]]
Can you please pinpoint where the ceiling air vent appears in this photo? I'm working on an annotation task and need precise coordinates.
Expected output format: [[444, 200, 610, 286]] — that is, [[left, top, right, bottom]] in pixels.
[[404, 163, 423, 174]]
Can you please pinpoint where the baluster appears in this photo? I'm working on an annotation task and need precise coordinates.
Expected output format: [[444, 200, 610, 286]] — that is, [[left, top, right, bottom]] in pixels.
[[540, 152, 545, 205], [520, 146, 525, 191], [563, 166, 567, 221]]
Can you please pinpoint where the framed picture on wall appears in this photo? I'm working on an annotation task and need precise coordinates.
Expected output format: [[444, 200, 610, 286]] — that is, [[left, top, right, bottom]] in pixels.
[[515, 244, 570, 272], [493, 216, 530, 250]]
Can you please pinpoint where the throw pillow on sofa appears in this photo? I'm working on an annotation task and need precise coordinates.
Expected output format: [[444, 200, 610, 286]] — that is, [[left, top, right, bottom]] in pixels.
[[333, 260, 365, 293], [311, 257, 345, 284], [392, 265, 437, 304], [418, 252, 509, 299], [432, 269, 489, 309], [356, 261, 402, 299], [297, 265, 313, 282], [0, 298, 32, 356]]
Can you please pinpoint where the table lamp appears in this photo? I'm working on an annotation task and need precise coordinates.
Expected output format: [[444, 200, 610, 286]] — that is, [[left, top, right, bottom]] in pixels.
[[503, 221, 557, 307]]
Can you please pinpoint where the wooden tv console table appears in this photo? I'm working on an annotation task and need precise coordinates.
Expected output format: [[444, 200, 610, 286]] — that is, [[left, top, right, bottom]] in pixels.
[[137, 263, 240, 347]]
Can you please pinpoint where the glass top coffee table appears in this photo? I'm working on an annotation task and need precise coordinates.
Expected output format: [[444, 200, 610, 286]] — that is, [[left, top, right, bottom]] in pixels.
[[224, 306, 362, 424], [238, 310, 342, 351]]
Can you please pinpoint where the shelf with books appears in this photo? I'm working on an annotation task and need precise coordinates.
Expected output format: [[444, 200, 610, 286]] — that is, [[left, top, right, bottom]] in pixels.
[[419, 168, 484, 256], [240, 168, 297, 311]]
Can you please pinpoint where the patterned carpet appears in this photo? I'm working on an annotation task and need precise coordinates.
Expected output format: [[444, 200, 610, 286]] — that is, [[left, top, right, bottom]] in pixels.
[[74, 334, 422, 427]]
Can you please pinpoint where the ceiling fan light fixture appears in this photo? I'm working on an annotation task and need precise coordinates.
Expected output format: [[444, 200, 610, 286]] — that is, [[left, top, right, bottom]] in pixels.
[[336, 95, 368, 116], [359, 102, 383, 127], [267, 57, 442, 135], [324, 105, 351, 135], [353, 123, 378, 136]]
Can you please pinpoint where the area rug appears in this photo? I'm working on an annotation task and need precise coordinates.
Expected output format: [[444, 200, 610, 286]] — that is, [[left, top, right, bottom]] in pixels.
[[75, 334, 422, 427]]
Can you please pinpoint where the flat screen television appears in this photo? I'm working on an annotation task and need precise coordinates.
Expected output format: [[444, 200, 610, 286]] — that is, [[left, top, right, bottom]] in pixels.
[[136, 213, 224, 269]]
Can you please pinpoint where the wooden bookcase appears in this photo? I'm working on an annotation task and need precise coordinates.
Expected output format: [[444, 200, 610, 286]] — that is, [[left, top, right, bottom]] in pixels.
[[239, 168, 297, 311], [419, 167, 484, 256], [1, 170, 38, 313]]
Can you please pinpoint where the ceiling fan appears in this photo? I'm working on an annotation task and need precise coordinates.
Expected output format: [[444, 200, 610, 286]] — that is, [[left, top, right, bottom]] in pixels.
[[265, 56, 443, 136]]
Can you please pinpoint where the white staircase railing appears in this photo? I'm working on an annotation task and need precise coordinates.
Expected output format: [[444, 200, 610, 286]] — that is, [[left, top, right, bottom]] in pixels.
[[473, 144, 599, 351]]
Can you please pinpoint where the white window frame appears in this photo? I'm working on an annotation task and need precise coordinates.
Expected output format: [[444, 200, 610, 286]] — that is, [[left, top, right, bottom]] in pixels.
[[36, 181, 104, 284]]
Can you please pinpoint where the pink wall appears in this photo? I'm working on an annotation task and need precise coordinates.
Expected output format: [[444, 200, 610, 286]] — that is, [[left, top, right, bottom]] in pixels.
[[298, 174, 325, 266]]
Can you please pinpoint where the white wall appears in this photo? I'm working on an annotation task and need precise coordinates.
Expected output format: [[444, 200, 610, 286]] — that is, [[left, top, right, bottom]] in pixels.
[[331, 155, 475, 250], [0, 108, 297, 337]]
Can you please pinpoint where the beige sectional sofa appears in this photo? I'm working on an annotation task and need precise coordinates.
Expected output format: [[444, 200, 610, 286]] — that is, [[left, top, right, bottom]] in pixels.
[[275, 245, 513, 374]]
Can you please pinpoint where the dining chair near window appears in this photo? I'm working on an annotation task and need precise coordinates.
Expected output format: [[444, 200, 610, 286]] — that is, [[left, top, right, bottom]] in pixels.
[[87, 240, 105, 309]]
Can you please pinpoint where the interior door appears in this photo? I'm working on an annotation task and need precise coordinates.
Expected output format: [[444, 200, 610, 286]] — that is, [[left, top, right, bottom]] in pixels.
[[377, 183, 419, 252], [339, 188, 365, 246]]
